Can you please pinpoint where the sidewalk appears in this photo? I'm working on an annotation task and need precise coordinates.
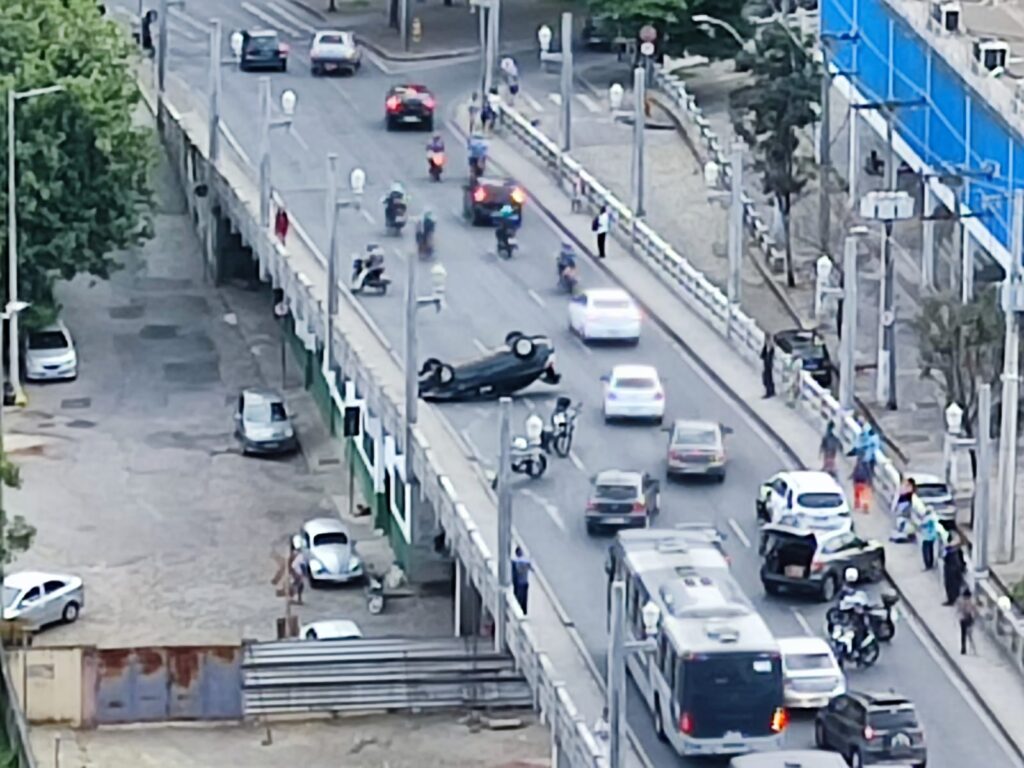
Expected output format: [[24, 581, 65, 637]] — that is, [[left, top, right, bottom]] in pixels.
[[291, 0, 572, 60], [515, 54, 1024, 592], [476, 97, 1024, 761]]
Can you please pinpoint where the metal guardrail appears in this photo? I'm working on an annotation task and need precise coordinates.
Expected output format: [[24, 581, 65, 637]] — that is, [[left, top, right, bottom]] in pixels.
[[148, 75, 607, 766], [242, 638, 533, 715]]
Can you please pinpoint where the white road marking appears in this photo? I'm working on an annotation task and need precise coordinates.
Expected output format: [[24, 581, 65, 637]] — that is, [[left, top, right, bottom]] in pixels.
[[522, 93, 544, 112], [459, 428, 489, 466], [360, 208, 375, 225], [527, 288, 546, 307], [288, 126, 311, 152], [548, 93, 562, 106], [521, 489, 567, 532], [569, 450, 586, 472], [241, 1, 300, 37], [727, 517, 751, 548], [472, 338, 489, 354], [577, 94, 601, 113], [169, 7, 209, 36], [360, 47, 394, 76], [790, 607, 814, 636], [267, 1, 318, 34], [220, 124, 253, 166]]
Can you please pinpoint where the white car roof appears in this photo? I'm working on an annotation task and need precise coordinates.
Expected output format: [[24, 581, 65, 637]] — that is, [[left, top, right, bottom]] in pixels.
[[778, 636, 836, 657], [303, 517, 350, 537], [610, 364, 659, 380], [584, 288, 633, 302], [672, 419, 720, 433], [5, 571, 78, 590], [314, 29, 354, 40], [301, 619, 363, 639], [907, 471, 945, 485], [778, 470, 844, 494]]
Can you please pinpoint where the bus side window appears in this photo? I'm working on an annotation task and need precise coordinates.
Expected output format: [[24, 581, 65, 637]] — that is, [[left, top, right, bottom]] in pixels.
[[674, 660, 685, 715], [626, 575, 638, 632], [659, 636, 674, 682]]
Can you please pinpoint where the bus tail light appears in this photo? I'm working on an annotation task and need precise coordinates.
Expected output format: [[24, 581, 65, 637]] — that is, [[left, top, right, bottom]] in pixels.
[[679, 711, 693, 735], [770, 707, 788, 733], [863, 725, 876, 740]]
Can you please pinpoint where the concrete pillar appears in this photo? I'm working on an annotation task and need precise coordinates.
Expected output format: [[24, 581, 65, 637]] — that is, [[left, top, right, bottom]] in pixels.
[[921, 183, 935, 291], [455, 558, 483, 636], [405, 493, 452, 585]]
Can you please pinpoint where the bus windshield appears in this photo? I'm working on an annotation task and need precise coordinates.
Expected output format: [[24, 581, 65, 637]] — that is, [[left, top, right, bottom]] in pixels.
[[681, 653, 783, 739]]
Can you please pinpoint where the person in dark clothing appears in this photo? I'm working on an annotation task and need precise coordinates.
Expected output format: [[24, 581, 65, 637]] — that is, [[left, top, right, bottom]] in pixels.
[[942, 537, 966, 605], [956, 586, 977, 654], [511, 546, 531, 614], [760, 337, 776, 398]]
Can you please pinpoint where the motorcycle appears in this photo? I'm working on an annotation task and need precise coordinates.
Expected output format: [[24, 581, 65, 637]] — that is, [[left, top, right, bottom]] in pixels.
[[548, 397, 580, 458], [496, 226, 518, 260], [416, 226, 436, 261], [492, 416, 550, 487], [428, 151, 445, 181], [351, 247, 391, 295], [829, 618, 880, 668], [384, 198, 408, 236], [826, 591, 898, 642], [557, 262, 578, 294]]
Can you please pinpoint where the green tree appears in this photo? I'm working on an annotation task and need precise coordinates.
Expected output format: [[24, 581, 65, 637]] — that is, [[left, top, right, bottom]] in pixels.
[[729, 22, 820, 287], [0, 452, 33, 572], [0, 0, 154, 319], [913, 288, 1005, 442], [585, 0, 750, 59]]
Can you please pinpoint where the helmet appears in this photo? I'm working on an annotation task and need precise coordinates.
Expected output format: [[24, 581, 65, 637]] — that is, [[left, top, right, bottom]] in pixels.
[[560, 241, 574, 255], [844, 567, 859, 584], [390, 182, 404, 194]]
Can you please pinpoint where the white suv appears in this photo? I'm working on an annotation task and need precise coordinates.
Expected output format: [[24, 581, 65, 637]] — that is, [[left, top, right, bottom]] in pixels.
[[756, 470, 851, 530]]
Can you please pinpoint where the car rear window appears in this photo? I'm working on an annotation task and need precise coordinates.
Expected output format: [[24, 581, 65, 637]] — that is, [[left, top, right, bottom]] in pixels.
[[784, 652, 834, 671], [244, 401, 287, 423], [797, 492, 844, 509], [318, 34, 345, 44], [248, 35, 279, 51], [673, 429, 718, 446], [915, 483, 949, 499], [593, 299, 632, 310], [868, 708, 918, 729], [312, 532, 348, 547], [595, 484, 637, 500], [28, 331, 68, 350], [614, 377, 656, 389]]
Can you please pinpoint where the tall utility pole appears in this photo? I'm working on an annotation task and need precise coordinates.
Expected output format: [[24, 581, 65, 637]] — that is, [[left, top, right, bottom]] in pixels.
[[403, 250, 420, 551], [158, 0, 169, 97], [258, 77, 272, 228], [726, 142, 744, 339], [207, 19, 222, 165], [607, 580, 627, 768], [325, 154, 340, 375], [877, 116, 898, 410], [495, 396, 513, 652], [478, 3, 489, 95], [839, 227, 866, 410], [976, 382, 993, 576], [995, 189, 1024, 563], [818, 61, 832, 255], [559, 12, 572, 153], [400, 0, 410, 52], [631, 67, 646, 217]]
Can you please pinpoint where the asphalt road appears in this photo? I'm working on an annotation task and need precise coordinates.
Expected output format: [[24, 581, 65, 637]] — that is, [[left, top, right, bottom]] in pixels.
[[121, 0, 1020, 764]]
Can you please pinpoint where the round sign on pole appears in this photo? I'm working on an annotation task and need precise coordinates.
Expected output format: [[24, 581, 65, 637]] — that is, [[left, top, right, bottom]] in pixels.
[[640, 41, 655, 57], [639, 24, 657, 43]]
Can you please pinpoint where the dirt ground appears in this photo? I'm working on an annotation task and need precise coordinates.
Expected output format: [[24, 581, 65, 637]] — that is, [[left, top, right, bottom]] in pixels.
[[31, 712, 551, 768]]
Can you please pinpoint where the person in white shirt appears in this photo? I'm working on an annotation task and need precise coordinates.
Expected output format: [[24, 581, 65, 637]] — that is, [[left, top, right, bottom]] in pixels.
[[593, 205, 611, 258]]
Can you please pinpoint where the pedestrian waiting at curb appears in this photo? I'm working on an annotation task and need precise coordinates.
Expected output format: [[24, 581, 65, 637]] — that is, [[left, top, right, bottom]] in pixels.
[[511, 545, 531, 614], [917, 501, 944, 570], [956, 586, 977, 655], [889, 477, 922, 543], [851, 457, 873, 513], [592, 205, 610, 258], [760, 337, 776, 398], [942, 535, 966, 606], [819, 420, 842, 478]]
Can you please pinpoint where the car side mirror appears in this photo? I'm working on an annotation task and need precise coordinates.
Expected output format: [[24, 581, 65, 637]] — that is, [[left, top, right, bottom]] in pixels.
[[291, 534, 303, 550]]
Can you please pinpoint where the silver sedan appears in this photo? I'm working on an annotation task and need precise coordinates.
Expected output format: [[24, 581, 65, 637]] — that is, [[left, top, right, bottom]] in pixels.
[[3, 571, 84, 632], [292, 518, 364, 586]]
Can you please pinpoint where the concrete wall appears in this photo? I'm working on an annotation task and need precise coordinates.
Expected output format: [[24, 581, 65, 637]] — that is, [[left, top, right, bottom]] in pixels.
[[9, 647, 85, 727]]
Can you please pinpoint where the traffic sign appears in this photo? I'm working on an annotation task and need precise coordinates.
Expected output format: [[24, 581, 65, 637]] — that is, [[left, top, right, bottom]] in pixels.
[[640, 41, 655, 57], [639, 24, 657, 42]]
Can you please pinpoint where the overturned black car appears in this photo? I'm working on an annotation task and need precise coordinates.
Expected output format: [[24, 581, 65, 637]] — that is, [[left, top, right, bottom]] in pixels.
[[419, 332, 561, 401]]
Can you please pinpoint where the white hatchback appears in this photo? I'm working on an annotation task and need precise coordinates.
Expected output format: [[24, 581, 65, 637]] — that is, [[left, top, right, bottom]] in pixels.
[[778, 636, 846, 709], [602, 364, 664, 423], [756, 470, 852, 531], [568, 288, 641, 343], [25, 322, 77, 381]]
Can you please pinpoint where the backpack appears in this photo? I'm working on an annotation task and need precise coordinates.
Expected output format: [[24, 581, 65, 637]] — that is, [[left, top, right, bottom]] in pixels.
[[591, 215, 599, 232]]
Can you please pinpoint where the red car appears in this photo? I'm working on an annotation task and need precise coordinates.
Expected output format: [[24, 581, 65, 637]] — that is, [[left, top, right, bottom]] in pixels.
[[384, 84, 435, 131]]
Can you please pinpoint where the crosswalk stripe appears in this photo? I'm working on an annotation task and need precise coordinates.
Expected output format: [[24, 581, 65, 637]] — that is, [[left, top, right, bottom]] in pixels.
[[548, 92, 562, 106], [267, 1, 318, 35], [241, 1, 300, 37], [577, 93, 601, 113], [170, 6, 210, 35], [522, 93, 544, 112]]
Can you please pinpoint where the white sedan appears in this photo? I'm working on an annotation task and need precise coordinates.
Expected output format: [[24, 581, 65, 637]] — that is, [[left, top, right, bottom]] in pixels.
[[3, 571, 84, 631], [309, 30, 361, 75], [779, 636, 845, 709], [568, 288, 641, 343], [602, 364, 665, 423]]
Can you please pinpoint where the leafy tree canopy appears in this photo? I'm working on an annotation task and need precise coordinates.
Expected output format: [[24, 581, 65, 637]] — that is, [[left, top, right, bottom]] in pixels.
[[0, 0, 153, 322], [585, 0, 750, 59]]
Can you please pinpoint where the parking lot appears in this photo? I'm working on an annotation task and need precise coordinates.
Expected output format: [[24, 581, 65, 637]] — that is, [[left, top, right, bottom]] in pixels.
[[4, 142, 452, 647]]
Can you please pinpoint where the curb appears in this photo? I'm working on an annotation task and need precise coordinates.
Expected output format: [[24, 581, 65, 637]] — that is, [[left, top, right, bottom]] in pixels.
[[465, 103, 1024, 763], [357, 35, 479, 62]]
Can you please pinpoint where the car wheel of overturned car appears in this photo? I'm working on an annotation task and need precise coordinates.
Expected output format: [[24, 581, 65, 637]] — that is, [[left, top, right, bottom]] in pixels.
[[438, 364, 455, 385]]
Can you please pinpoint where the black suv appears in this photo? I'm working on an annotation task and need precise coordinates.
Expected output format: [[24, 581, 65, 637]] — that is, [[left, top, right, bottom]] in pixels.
[[760, 524, 885, 601], [240, 30, 288, 72], [384, 84, 435, 130], [815, 691, 926, 767], [585, 469, 660, 534], [464, 177, 525, 226], [774, 329, 832, 388]]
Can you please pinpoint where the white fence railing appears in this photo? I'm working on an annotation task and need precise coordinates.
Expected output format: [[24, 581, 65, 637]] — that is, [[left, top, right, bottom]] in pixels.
[[496, 86, 1024, 667]]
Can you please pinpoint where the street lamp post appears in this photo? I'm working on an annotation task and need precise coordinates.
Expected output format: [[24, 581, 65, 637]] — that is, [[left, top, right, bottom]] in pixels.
[[608, 579, 660, 768], [157, 0, 186, 108], [631, 67, 646, 218], [0, 301, 29, 601], [943, 388, 993, 577], [559, 13, 573, 153], [323, 155, 366, 375], [6, 84, 65, 406], [258, 79, 297, 228]]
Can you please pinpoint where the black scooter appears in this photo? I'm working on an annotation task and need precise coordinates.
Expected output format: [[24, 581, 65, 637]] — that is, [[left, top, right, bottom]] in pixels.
[[351, 248, 391, 295], [496, 226, 518, 259], [826, 591, 898, 642], [384, 199, 407, 236]]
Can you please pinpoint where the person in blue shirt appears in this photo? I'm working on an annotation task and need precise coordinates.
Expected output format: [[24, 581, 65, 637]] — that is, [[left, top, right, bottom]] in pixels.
[[468, 133, 488, 179]]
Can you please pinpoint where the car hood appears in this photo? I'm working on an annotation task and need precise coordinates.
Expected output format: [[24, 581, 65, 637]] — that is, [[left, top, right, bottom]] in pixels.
[[309, 544, 355, 573], [26, 347, 74, 363]]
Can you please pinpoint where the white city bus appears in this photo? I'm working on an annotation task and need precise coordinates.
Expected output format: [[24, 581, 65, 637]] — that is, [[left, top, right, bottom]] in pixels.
[[607, 527, 788, 757]]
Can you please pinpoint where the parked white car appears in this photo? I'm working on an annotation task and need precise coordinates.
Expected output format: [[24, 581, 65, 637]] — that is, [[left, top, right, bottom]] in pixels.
[[779, 636, 846, 709], [25, 322, 77, 381], [310, 30, 361, 75], [3, 571, 84, 631], [292, 518, 364, 586], [602, 364, 664, 423], [756, 470, 852, 531], [568, 288, 641, 343], [301, 619, 363, 640]]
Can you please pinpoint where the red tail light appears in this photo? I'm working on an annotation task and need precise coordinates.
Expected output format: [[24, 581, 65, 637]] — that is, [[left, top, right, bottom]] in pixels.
[[473, 187, 487, 202], [279, 43, 289, 54], [679, 711, 694, 735], [510, 187, 526, 204], [422, 96, 436, 110], [654, 390, 664, 401], [669, 450, 683, 461], [386, 96, 401, 112], [810, 559, 825, 573], [863, 726, 876, 740], [631, 501, 645, 514], [770, 707, 789, 733], [586, 500, 597, 510]]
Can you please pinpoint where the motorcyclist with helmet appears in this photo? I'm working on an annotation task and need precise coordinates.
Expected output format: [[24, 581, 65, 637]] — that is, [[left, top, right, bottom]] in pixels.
[[495, 204, 518, 258], [556, 242, 578, 293], [382, 182, 408, 233], [468, 132, 488, 181], [426, 134, 446, 181], [416, 209, 437, 259]]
